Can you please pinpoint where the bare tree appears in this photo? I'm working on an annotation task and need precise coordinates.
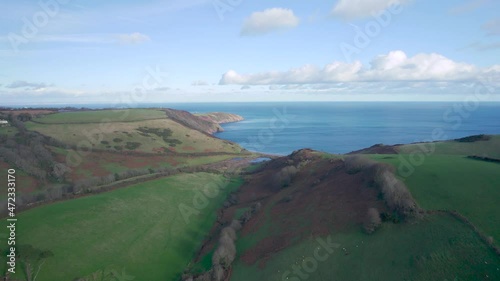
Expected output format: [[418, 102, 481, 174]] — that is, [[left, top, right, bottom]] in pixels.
[[364, 208, 382, 234], [273, 165, 299, 188], [344, 155, 376, 174]]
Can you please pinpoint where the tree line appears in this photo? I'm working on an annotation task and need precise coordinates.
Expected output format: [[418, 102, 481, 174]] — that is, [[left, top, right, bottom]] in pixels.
[[0, 117, 70, 183], [344, 155, 420, 220]]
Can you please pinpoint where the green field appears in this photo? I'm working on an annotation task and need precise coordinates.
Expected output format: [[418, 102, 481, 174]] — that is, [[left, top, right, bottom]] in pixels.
[[371, 154, 500, 243], [26, 118, 242, 154], [0, 173, 243, 281], [231, 214, 500, 281], [0, 126, 18, 137], [32, 109, 167, 124], [398, 135, 500, 158]]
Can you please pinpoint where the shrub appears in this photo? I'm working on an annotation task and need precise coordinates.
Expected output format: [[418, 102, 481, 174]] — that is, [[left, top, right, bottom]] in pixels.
[[487, 236, 494, 246], [373, 167, 419, 218], [212, 229, 236, 268], [455, 134, 491, 143], [125, 141, 141, 150], [273, 165, 299, 188], [363, 208, 382, 234], [344, 155, 376, 174]]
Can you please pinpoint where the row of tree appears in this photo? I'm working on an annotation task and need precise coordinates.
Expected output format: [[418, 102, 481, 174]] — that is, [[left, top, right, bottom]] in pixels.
[[184, 202, 262, 281], [344, 155, 420, 220]]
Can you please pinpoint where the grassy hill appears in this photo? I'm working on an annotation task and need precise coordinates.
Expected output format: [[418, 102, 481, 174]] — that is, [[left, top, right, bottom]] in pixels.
[[1, 107, 499, 281], [0, 173, 243, 281], [372, 154, 500, 243], [398, 135, 500, 158], [183, 139, 500, 281], [232, 214, 500, 281], [26, 118, 242, 154], [0, 108, 252, 220], [25, 109, 243, 154], [32, 109, 166, 124]]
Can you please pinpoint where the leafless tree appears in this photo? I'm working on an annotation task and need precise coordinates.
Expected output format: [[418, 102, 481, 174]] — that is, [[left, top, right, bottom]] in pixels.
[[364, 208, 382, 234]]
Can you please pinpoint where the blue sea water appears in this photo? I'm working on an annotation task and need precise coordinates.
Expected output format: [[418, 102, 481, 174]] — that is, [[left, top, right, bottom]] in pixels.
[[173, 102, 500, 155], [15, 102, 500, 155]]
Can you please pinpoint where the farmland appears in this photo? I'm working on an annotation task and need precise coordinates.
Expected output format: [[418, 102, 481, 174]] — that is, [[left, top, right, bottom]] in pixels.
[[0, 126, 18, 137], [231, 214, 500, 281], [49, 146, 239, 182], [32, 109, 167, 124], [0, 173, 243, 281], [26, 118, 242, 154], [1, 106, 499, 281], [372, 154, 500, 242], [184, 143, 500, 281], [398, 135, 500, 158]]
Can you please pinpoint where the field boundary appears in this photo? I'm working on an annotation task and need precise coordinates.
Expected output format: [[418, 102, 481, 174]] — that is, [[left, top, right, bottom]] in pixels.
[[466, 155, 500, 164], [4, 157, 255, 218], [30, 117, 169, 125], [427, 210, 500, 256]]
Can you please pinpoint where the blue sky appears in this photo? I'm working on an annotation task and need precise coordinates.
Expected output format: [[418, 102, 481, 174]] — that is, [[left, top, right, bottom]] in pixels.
[[1, 0, 499, 105]]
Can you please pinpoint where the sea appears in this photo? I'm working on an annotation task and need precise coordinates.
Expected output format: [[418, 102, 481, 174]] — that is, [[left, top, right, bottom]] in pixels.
[[13, 102, 500, 155]]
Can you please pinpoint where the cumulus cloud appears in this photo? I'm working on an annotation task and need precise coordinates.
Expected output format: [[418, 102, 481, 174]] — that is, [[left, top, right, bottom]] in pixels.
[[241, 8, 300, 36], [116, 32, 151, 44], [219, 50, 499, 85], [331, 0, 409, 20], [5, 80, 50, 90]]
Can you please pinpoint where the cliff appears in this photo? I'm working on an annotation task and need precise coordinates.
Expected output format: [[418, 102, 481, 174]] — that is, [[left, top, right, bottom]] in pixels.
[[196, 112, 244, 125], [163, 109, 243, 135]]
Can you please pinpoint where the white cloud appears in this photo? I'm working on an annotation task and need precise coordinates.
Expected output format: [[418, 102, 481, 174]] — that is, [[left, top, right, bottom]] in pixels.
[[0, 33, 151, 45], [241, 8, 300, 36], [219, 50, 499, 85], [331, 0, 409, 20], [116, 32, 151, 44], [5, 80, 51, 90]]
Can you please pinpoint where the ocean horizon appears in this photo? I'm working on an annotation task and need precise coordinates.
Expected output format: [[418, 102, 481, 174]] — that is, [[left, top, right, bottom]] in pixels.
[[5, 102, 500, 155]]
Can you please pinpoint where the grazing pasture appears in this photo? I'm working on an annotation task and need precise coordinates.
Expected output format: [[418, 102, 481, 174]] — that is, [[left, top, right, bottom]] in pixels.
[[231, 214, 500, 281], [0, 173, 243, 281], [32, 109, 166, 124], [26, 118, 242, 154], [372, 154, 500, 243]]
